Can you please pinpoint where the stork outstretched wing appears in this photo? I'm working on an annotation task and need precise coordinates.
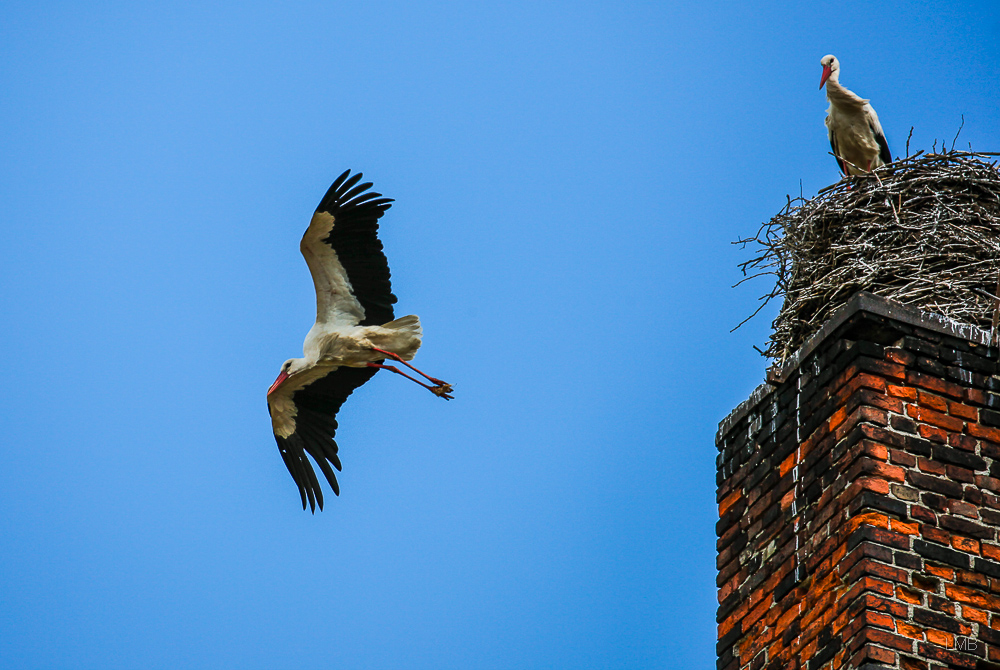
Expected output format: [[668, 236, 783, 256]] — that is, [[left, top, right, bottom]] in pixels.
[[300, 170, 396, 328], [268, 365, 379, 511]]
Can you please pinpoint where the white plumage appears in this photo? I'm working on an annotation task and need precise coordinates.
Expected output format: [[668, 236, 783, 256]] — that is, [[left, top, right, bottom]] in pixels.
[[820, 54, 892, 176], [266, 170, 452, 511]]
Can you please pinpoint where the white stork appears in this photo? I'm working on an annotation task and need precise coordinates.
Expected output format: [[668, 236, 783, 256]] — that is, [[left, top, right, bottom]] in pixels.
[[266, 170, 452, 511], [819, 54, 892, 176]]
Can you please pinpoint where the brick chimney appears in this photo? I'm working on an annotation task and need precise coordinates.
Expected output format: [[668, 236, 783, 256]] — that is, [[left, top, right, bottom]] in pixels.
[[717, 292, 1000, 670]]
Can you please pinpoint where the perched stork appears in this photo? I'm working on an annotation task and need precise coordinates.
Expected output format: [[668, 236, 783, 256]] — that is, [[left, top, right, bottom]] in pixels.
[[819, 54, 892, 176], [266, 170, 452, 511]]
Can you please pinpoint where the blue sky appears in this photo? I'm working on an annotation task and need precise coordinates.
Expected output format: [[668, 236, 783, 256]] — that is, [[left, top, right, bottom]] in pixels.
[[1, 1, 997, 668]]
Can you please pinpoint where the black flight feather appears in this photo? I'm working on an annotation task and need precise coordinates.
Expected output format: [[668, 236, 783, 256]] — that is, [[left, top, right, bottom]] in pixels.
[[272, 365, 379, 511], [314, 171, 396, 326]]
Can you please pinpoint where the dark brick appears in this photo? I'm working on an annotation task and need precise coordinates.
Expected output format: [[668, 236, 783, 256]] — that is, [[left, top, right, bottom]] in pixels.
[[917, 356, 948, 377], [851, 491, 908, 518], [913, 607, 966, 633], [910, 471, 965, 499], [773, 568, 799, 603], [716, 624, 742, 655], [912, 573, 939, 591], [931, 445, 987, 471], [916, 642, 979, 668], [982, 508, 1000, 526], [982, 408, 1000, 427], [891, 414, 918, 434], [903, 336, 939, 357], [975, 557, 1000, 578], [913, 539, 971, 569], [940, 515, 994, 540], [809, 638, 841, 670], [921, 492, 948, 512], [849, 525, 911, 552]]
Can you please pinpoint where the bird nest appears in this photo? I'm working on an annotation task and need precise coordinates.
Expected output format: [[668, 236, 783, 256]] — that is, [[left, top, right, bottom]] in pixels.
[[736, 150, 1000, 362]]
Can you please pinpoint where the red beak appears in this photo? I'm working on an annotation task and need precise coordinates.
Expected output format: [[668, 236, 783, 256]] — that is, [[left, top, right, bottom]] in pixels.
[[267, 370, 289, 396], [819, 65, 832, 89]]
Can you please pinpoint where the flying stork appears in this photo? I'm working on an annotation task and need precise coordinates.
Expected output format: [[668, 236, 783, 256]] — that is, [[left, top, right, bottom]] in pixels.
[[819, 54, 892, 176], [266, 170, 452, 511]]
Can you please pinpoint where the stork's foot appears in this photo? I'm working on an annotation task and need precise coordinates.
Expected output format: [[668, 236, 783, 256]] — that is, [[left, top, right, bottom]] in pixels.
[[430, 383, 454, 400], [367, 362, 455, 400]]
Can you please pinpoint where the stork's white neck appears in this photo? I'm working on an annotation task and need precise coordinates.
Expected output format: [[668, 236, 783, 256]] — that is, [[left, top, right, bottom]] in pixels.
[[825, 69, 868, 110]]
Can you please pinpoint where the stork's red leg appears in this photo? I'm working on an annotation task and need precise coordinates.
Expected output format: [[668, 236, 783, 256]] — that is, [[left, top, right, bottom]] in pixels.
[[367, 363, 454, 400], [370, 347, 450, 386]]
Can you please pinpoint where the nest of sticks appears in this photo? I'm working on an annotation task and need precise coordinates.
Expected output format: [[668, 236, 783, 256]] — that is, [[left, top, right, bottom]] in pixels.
[[737, 150, 1000, 362]]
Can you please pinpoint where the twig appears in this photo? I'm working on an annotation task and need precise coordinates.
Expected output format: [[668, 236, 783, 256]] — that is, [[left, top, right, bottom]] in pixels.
[[735, 149, 1000, 358], [952, 115, 965, 151]]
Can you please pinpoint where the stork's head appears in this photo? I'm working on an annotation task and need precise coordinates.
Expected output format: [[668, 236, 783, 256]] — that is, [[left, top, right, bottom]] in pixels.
[[267, 358, 307, 397], [819, 54, 839, 89]]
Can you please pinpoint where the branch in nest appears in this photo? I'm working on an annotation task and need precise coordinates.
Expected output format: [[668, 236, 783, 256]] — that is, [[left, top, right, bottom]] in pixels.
[[735, 150, 1000, 358]]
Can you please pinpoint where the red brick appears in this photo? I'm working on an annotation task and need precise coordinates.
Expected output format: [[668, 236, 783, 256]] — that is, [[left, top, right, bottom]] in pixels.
[[925, 564, 955, 580], [917, 457, 947, 476], [907, 370, 965, 400], [900, 655, 929, 670], [897, 584, 924, 605], [924, 632, 957, 652], [719, 489, 742, 516], [865, 610, 896, 630], [918, 391, 949, 413], [889, 384, 918, 400], [829, 406, 849, 432], [908, 405, 962, 431], [848, 511, 890, 532], [886, 348, 916, 366], [961, 604, 989, 625], [949, 402, 978, 421], [889, 448, 917, 467], [861, 593, 910, 618], [965, 388, 988, 406], [892, 519, 920, 535], [857, 477, 890, 495], [947, 500, 980, 519], [860, 440, 889, 461], [897, 621, 924, 640], [856, 557, 910, 584], [951, 535, 980, 554], [864, 644, 897, 664], [945, 583, 1000, 611], [969, 423, 1000, 443], [957, 570, 989, 588], [718, 574, 739, 603], [921, 525, 951, 545], [861, 576, 895, 597], [949, 433, 978, 451], [778, 451, 797, 478], [976, 475, 1000, 493], [918, 424, 949, 443], [742, 597, 773, 633], [867, 627, 917, 652]]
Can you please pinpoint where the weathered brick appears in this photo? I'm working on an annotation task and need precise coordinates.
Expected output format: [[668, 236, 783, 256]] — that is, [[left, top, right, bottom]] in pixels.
[[945, 583, 1000, 611], [913, 607, 971, 634], [940, 515, 994, 540], [969, 423, 1000, 443], [949, 402, 979, 422], [909, 471, 965, 499], [717, 301, 1000, 670], [914, 539, 971, 569]]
